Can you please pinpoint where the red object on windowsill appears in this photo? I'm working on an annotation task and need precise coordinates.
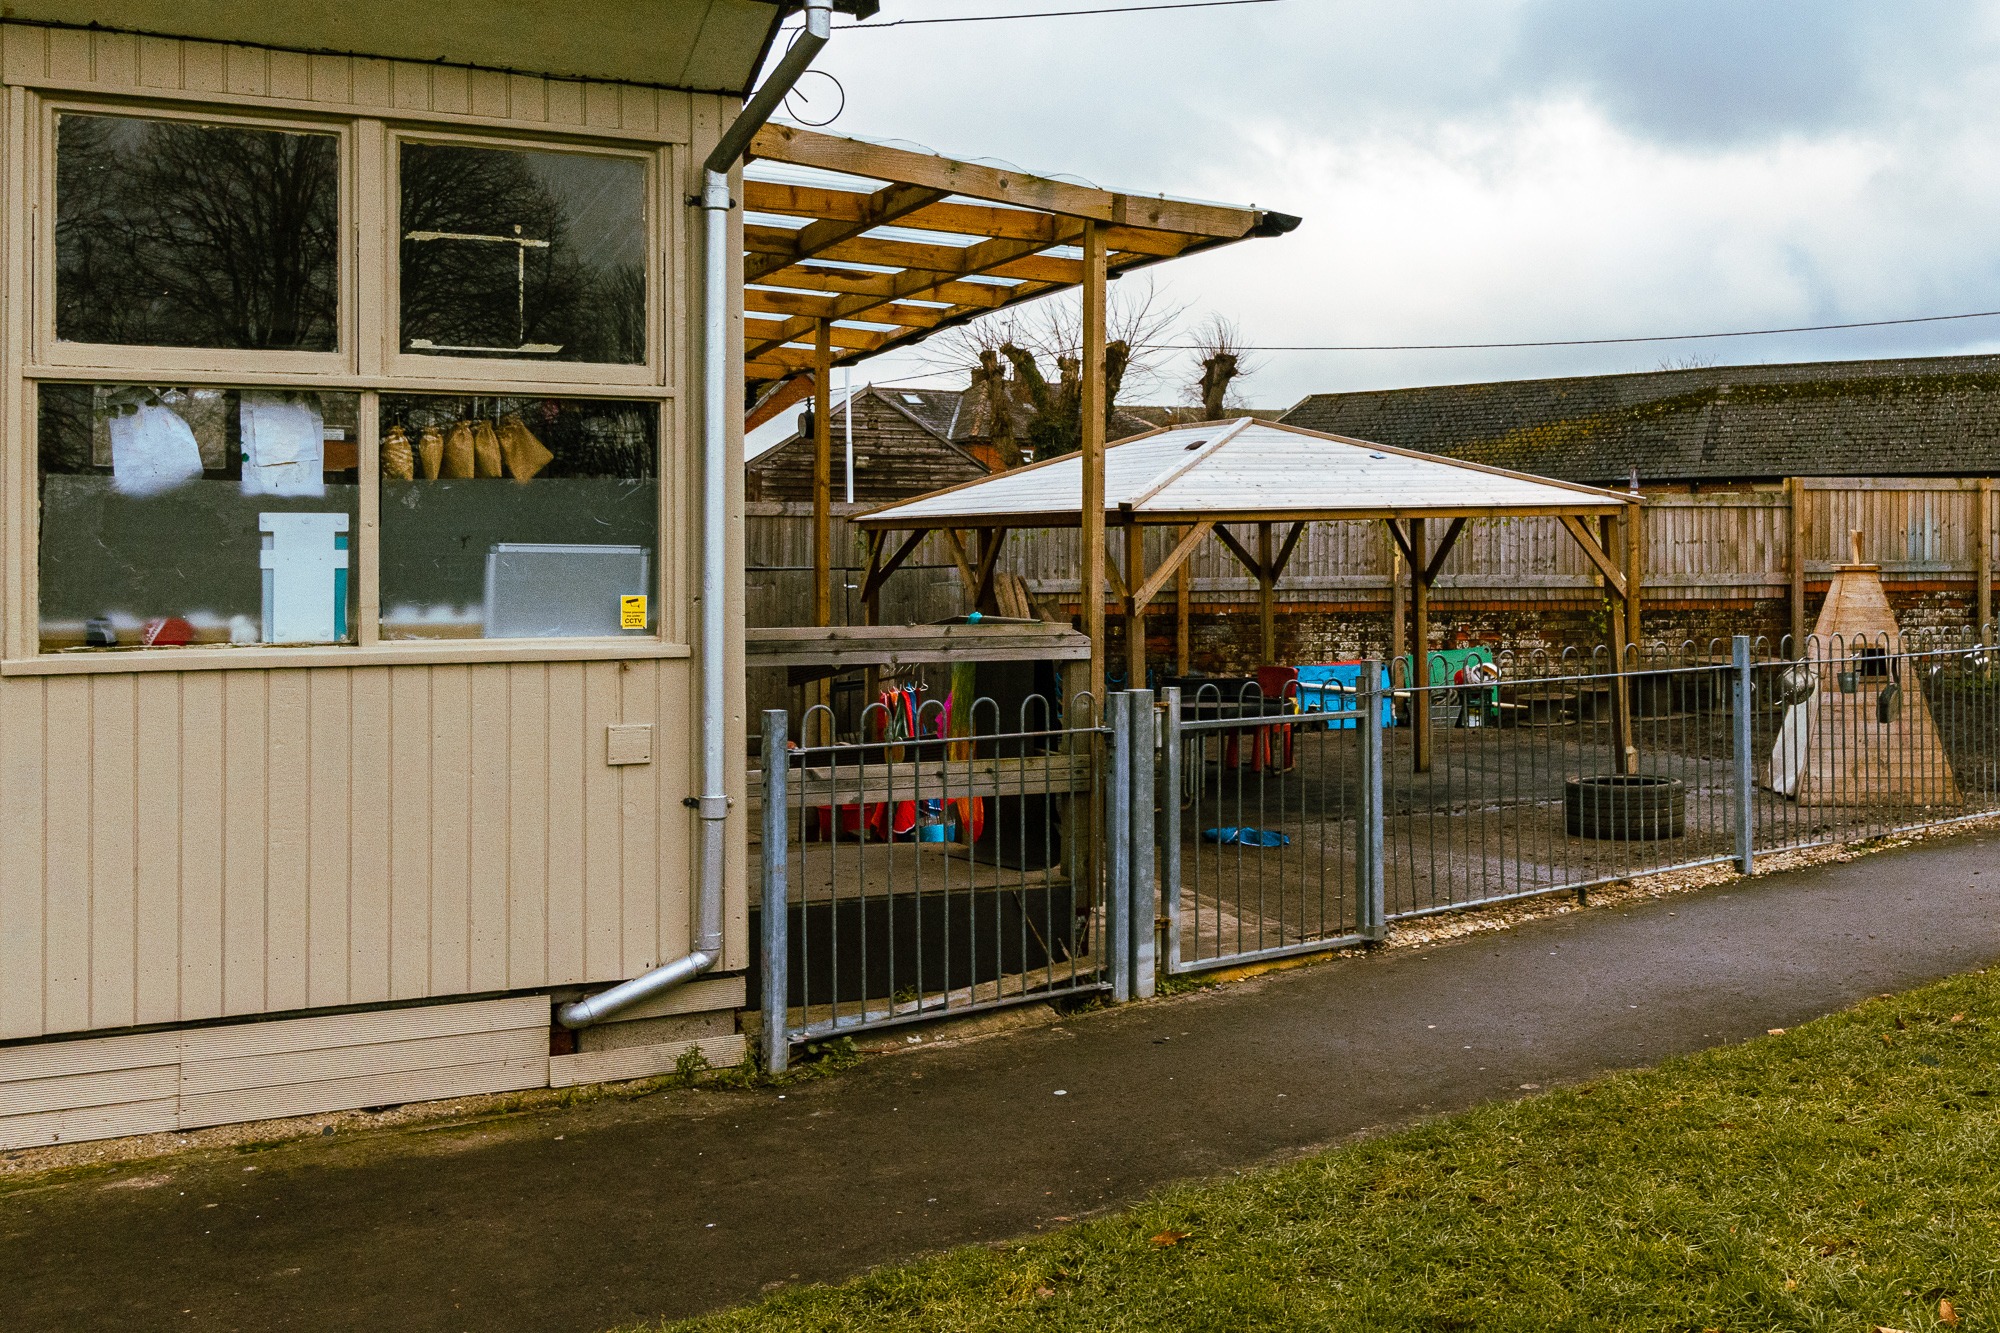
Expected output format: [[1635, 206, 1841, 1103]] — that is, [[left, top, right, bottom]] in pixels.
[[140, 617, 197, 647]]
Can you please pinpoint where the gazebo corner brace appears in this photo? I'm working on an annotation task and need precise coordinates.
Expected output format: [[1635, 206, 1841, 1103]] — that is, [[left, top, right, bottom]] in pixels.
[[558, 0, 835, 1031]]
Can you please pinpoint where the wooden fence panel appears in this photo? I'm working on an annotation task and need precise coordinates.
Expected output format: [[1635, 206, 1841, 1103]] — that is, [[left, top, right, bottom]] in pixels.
[[1805, 480, 1978, 573], [745, 481, 1996, 629]]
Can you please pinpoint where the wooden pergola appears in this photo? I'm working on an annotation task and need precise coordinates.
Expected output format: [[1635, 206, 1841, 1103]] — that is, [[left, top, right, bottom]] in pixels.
[[736, 124, 1298, 645], [856, 417, 1647, 773]]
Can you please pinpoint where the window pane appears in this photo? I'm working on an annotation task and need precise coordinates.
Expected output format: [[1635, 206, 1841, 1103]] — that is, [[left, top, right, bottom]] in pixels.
[[38, 385, 360, 651], [399, 143, 646, 364], [379, 395, 657, 640], [55, 115, 339, 352]]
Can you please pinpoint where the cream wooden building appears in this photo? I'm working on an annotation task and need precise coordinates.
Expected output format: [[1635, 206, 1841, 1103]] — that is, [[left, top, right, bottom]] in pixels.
[[0, 1, 824, 1148]]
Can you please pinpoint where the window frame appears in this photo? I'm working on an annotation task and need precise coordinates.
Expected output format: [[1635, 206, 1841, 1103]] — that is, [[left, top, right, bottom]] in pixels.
[[34, 96, 356, 380], [10, 92, 688, 674], [384, 126, 663, 389]]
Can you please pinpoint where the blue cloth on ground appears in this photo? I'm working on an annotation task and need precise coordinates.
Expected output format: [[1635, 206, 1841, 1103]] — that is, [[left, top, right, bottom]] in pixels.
[[1202, 827, 1291, 847]]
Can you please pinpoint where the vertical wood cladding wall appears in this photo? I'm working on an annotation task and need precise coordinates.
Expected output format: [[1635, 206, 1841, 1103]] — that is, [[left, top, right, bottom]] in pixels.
[[0, 25, 747, 1043], [0, 660, 707, 1042]]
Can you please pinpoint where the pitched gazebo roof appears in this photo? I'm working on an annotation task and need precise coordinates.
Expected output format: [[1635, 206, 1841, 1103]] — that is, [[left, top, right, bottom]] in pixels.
[[850, 417, 1646, 777], [858, 417, 1636, 530]]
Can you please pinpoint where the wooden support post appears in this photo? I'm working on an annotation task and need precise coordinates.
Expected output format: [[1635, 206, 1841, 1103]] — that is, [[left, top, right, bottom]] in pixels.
[[1624, 500, 1642, 652], [1602, 513, 1637, 776], [971, 528, 1008, 614], [1176, 525, 1191, 676], [1410, 517, 1431, 774], [1978, 478, 1993, 645], [1125, 519, 1147, 691], [861, 530, 883, 740], [810, 321, 834, 715], [1787, 476, 1807, 654], [812, 320, 833, 628], [1079, 221, 1108, 706], [1257, 521, 1275, 666], [1387, 521, 1406, 678]]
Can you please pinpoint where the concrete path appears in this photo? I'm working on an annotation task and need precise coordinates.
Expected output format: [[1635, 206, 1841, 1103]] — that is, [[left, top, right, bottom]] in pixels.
[[4, 829, 1998, 1333]]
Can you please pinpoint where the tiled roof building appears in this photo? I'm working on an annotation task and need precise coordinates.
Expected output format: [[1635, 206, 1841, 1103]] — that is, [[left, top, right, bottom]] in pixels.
[[1282, 354, 2000, 487]]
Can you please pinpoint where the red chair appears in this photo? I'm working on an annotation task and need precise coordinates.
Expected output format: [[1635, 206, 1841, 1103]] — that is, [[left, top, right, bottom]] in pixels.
[[1255, 667, 1298, 771], [1220, 668, 1298, 772]]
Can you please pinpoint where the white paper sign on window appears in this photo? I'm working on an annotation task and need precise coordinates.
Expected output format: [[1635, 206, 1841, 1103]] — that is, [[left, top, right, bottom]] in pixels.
[[241, 393, 325, 497], [108, 401, 203, 497]]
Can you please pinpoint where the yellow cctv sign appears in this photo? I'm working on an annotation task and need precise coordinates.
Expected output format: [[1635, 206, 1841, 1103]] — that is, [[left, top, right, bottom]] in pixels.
[[620, 595, 648, 630]]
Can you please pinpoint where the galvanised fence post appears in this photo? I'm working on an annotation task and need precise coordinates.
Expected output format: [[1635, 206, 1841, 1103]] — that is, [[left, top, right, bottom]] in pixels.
[[759, 708, 790, 1076], [1732, 635, 1756, 875], [1161, 687, 1183, 978], [1128, 689, 1157, 1000], [1107, 690, 1133, 1003], [1360, 659, 1387, 942]]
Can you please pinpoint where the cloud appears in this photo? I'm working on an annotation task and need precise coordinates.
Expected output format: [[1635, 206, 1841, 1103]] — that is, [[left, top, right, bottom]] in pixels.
[[1507, 0, 1994, 148], [777, 1, 2000, 412]]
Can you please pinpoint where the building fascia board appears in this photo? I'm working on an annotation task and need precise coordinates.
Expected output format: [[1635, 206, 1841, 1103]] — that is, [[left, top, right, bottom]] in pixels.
[[4, 0, 787, 94]]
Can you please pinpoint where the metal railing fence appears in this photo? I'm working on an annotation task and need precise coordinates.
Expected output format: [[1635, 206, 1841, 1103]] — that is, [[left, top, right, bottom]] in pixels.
[[1750, 634, 2000, 855], [1153, 634, 2000, 975], [756, 634, 1999, 1064], [1382, 658, 1741, 917], [755, 693, 1108, 1073]]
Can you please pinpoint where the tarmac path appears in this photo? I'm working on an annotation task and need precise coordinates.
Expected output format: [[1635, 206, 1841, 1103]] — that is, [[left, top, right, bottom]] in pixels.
[[3, 828, 1997, 1333]]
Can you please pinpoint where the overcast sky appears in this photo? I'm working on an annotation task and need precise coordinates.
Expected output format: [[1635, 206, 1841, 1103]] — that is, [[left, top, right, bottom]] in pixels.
[[755, 0, 2000, 425]]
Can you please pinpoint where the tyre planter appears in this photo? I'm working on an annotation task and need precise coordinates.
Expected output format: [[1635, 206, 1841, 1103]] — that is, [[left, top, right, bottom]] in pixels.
[[1564, 774, 1687, 840]]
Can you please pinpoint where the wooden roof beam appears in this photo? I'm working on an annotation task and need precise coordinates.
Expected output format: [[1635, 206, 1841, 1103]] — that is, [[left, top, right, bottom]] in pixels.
[[745, 181, 948, 282], [747, 226, 1084, 361], [754, 345, 834, 372], [746, 227, 989, 274], [746, 287, 951, 329], [745, 372, 815, 433], [743, 317, 895, 353], [750, 123, 1266, 238], [745, 182, 1200, 259], [753, 267, 1020, 308], [756, 232, 1096, 286]]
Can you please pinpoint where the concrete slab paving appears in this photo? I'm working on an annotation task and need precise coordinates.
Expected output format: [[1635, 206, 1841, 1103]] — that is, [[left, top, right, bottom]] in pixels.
[[2, 828, 1997, 1333]]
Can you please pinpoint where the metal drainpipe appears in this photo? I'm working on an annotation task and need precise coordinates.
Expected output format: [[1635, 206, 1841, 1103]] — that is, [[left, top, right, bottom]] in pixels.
[[559, 0, 834, 1030]]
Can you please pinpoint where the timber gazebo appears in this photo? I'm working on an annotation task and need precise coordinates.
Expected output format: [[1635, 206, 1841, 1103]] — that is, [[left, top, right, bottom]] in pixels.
[[856, 416, 1646, 771]]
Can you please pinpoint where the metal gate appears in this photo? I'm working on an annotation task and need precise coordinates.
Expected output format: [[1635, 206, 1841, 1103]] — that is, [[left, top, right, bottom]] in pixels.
[[755, 694, 1109, 1072], [1158, 675, 1386, 975]]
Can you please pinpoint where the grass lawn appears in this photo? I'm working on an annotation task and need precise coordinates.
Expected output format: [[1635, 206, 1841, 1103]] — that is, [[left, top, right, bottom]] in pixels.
[[649, 966, 2000, 1332]]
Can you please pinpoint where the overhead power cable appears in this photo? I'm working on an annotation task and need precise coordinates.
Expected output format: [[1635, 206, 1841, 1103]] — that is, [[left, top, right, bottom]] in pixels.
[[1145, 308, 2000, 353], [768, 310, 2000, 395], [842, 0, 1291, 29]]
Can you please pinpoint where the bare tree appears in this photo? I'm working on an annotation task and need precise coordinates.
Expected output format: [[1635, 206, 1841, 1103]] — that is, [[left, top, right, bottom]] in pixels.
[[1188, 315, 1254, 420], [966, 348, 1024, 470], [920, 277, 1186, 458]]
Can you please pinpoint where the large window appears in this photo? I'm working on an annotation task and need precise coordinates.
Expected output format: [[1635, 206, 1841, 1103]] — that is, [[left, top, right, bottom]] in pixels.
[[38, 384, 360, 650], [29, 104, 672, 660], [378, 394, 657, 640], [399, 142, 647, 365], [55, 114, 340, 352]]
